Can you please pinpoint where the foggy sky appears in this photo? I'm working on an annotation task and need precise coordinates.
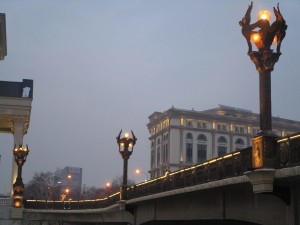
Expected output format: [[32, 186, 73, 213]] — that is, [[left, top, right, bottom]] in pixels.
[[1, 0, 300, 195]]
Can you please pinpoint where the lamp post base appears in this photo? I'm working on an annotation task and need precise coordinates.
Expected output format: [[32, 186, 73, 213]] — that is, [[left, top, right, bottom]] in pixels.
[[10, 207, 24, 219], [245, 168, 276, 193], [12, 177, 24, 208]]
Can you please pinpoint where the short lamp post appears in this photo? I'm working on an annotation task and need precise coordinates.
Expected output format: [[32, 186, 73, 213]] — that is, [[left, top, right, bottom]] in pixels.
[[240, 2, 287, 193], [12, 145, 29, 207], [116, 130, 137, 200]]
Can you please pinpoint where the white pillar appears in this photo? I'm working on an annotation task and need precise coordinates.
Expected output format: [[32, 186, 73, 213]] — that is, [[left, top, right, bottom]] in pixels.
[[11, 117, 26, 196]]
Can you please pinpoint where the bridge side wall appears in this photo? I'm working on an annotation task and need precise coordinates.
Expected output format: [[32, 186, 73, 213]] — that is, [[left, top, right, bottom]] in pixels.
[[22, 210, 133, 225], [135, 182, 290, 225], [291, 181, 300, 225]]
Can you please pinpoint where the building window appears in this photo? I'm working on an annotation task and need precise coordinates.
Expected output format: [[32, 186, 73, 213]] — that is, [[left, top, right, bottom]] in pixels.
[[235, 138, 245, 145], [197, 134, 207, 142], [151, 150, 155, 167], [186, 120, 193, 127], [197, 121, 207, 129], [163, 133, 169, 142], [218, 124, 227, 131], [235, 138, 245, 151], [157, 146, 160, 165], [157, 138, 160, 145], [156, 138, 161, 165], [217, 136, 227, 143], [162, 144, 168, 163], [218, 146, 227, 156], [197, 144, 207, 163], [186, 143, 193, 163], [186, 132, 193, 140], [235, 126, 246, 134]]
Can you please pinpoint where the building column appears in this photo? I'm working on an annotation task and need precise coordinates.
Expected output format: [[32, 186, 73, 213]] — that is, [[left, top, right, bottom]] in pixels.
[[212, 131, 215, 158], [11, 117, 27, 196], [229, 133, 233, 153], [179, 128, 183, 164]]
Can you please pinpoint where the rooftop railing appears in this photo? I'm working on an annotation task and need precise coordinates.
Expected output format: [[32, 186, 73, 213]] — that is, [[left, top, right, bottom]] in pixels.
[[0, 79, 33, 98], [0, 196, 12, 206]]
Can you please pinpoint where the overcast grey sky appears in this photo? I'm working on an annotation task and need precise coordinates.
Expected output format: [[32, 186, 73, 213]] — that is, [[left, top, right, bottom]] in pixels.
[[1, 0, 300, 195]]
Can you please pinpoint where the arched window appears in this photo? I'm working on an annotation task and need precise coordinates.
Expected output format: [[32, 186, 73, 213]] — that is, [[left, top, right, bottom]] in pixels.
[[217, 136, 227, 143], [235, 138, 245, 145], [186, 133, 193, 140], [197, 134, 207, 142]]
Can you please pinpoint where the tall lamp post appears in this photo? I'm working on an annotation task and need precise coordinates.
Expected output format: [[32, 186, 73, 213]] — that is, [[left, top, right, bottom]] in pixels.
[[240, 2, 287, 169], [12, 145, 29, 207], [240, 3, 287, 193], [116, 130, 137, 200]]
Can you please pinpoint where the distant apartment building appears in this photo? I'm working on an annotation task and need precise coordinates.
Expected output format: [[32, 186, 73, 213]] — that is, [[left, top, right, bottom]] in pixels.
[[147, 105, 300, 179], [55, 166, 82, 200]]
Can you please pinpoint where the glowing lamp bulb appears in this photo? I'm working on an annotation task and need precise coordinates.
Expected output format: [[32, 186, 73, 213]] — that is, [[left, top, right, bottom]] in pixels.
[[124, 132, 129, 138], [250, 33, 264, 49], [251, 33, 261, 43], [135, 169, 140, 174], [257, 10, 271, 22], [14, 201, 21, 208], [253, 34, 259, 42]]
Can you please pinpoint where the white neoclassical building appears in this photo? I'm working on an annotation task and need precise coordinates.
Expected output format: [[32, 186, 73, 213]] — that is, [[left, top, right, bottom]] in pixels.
[[147, 105, 300, 179], [0, 79, 33, 194]]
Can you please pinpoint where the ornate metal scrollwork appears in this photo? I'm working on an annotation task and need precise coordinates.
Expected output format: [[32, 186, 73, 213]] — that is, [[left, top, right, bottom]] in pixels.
[[279, 142, 289, 166]]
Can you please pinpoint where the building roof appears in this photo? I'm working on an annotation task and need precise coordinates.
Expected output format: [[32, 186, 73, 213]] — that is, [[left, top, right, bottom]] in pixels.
[[148, 105, 300, 132]]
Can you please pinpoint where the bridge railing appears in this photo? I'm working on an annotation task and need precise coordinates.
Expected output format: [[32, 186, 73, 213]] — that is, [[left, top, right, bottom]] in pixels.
[[0, 196, 11, 206], [24, 147, 252, 210], [24, 192, 120, 210], [276, 133, 300, 168], [24, 133, 300, 210], [127, 147, 252, 200]]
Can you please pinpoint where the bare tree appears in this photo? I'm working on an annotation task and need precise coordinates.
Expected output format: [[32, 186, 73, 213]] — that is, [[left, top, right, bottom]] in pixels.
[[24, 171, 60, 200]]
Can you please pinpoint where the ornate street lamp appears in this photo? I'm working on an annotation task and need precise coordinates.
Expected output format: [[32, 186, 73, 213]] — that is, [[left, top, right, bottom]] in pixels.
[[240, 2, 288, 193], [116, 130, 137, 200], [239, 2, 287, 169], [240, 2, 287, 134], [12, 144, 29, 207]]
